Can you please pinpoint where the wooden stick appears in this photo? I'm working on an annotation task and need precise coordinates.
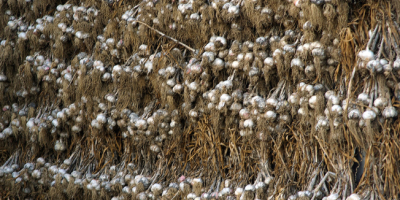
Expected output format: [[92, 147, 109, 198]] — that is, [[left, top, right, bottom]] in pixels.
[[134, 20, 196, 53]]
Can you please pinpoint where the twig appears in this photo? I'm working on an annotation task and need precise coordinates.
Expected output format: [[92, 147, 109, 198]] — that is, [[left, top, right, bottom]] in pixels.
[[134, 20, 196, 53]]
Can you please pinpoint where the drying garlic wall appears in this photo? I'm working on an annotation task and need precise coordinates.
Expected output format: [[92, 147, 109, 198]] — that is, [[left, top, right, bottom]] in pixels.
[[0, 0, 399, 199]]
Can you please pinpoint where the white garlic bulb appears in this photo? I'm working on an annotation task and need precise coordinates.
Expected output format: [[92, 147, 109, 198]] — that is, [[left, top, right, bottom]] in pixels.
[[298, 108, 306, 116], [96, 113, 107, 124], [289, 93, 299, 105], [357, 93, 369, 104], [150, 144, 160, 153], [348, 109, 361, 119], [231, 61, 240, 69], [331, 105, 343, 115], [373, 97, 388, 108], [189, 110, 198, 118], [135, 119, 147, 130], [54, 140, 66, 151], [204, 42, 216, 52], [329, 95, 340, 105], [358, 50, 374, 62], [291, 58, 304, 69], [172, 84, 183, 93], [230, 102, 242, 112], [346, 194, 361, 200], [266, 98, 278, 108], [235, 188, 243, 196], [212, 58, 225, 71], [309, 95, 317, 109], [243, 119, 255, 129], [220, 94, 232, 104], [264, 111, 277, 121], [239, 108, 250, 119], [382, 106, 397, 118], [362, 110, 376, 120]]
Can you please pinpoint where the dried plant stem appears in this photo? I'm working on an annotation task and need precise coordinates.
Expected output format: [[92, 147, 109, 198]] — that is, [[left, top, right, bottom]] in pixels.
[[134, 20, 196, 53], [170, 191, 181, 200], [311, 172, 336, 200], [367, 24, 380, 51], [344, 67, 356, 119], [307, 164, 321, 191]]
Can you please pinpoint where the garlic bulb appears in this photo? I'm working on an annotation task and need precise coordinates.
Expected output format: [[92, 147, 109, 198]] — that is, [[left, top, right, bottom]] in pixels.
[[348, 109, 361, 119], [289, 93, 299, 105], [362, 109, 376, 120], [150, 144, 160, 153], [357, 93, 369, 104], [220, 94, 232, 104], [135, 119, 147, 130], [212, 58, 225, 71], [328, 95, 340, 105], [54, 140, 66, 151], [358, 50, 374, 62], [265, 111, 277, 121], [231, 61, 240, 69], [243, 119, 255, 129], [239, 108, 250, 119], [373, 96, 388, 108], [297, 107, 306, 117], [204, 42, 216, 52], [291, 58, 304, 69], [189, 110, 198, 118], [331, 105, 343, 115], [266, 98, 278, 108], [173, 84, 183, 93], [346, 194, 361, 200], [382, 106, 397, 118], [308, 96, 317, 109]]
